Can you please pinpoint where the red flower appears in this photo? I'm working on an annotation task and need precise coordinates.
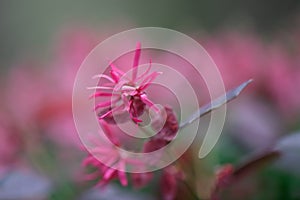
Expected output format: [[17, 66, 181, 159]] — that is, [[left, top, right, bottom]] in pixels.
[[215, 164, 234, 188], [143, 106, 179, 153], [131, 172, 153, 188], [152, 106, 179, 142]]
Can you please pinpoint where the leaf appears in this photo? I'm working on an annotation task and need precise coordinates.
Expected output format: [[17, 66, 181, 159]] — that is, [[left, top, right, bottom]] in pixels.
[[274, 132, 300, 176], [180, 79, 253, 128], [211, 150, 280, 200], [233, 150, 280, 180]]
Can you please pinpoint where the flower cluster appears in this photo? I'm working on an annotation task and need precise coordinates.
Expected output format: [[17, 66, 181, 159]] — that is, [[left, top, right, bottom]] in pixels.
[[84, 43, 183, 199]]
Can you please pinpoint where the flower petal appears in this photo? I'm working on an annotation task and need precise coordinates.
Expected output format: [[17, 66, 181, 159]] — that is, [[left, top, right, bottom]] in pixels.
[[92, 74, 115, 83], [140, 93, 160, 112], [98, 105, 124, 119], [103, 167, 116, 181], [118, 161, 128, 186], [87, 86, 114, 90], [89, 92, 119, 99], [139, 71, 162, 91], [132, 42, 141, 81], [136, 59, 152, 81], [94, 97, 120, 110]]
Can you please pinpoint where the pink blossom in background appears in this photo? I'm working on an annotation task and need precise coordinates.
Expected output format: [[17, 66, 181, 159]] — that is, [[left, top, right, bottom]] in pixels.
[[202, 31, 265, 91], [51, 28, 99, 94], [203, 30, 300, 119], [0, 114, 22, 169], [0, 29, 101, 181], [265, 44, 300, 118], [4, 65, 49, 128], [3, 29, 100, 148]]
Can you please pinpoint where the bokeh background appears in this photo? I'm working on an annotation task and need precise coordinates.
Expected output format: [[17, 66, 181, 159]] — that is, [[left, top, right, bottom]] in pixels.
[[0, 1, 300, 200]]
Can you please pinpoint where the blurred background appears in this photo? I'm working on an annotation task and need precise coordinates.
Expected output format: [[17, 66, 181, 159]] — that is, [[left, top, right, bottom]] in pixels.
[[0, 1, 300, 199]]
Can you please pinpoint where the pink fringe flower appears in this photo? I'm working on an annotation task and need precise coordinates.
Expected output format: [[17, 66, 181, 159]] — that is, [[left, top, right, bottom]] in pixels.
[[89, 42, 161, 123], [83, 121, 144, 187]]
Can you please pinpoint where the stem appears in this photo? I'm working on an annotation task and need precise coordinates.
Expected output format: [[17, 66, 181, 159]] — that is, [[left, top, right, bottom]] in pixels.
[[138, 126, 153, 137], [179, 179, 201, 200]]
